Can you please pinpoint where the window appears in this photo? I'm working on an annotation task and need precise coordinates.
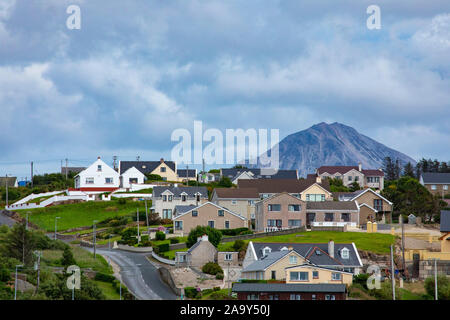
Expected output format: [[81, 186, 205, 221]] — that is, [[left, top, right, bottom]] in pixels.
[[332, 273, 342, 281], [341, 213, 350, 222], [269, 295, 279, 300], [262, 247, 272, 256], [325, 213, 334, 222], [162, 195, 167, 202], [290, 271, 308, 281], [196, 194, 201, 202], [271, 270, 276, 280], [288, 220, 302, 227], [105, 177, 113, 184], [431, 185, 437, 190], [374, 199, 383, 211], [160, 167, 166, 173], [341, 248, 349, 259], [129, 178, 138, 184], [225, 253, 233, 261], [306, 194, 325, 202], [174, 221, 183, 230], [267, 219, 282, 227], [290, 294, 301, 300], [313, 271, 319, 279], [208, 221, 215, 228], [247, 294, 259, 300], [355, 176, 359, 182], [325, 295, 335, 300], [224, 221, 230, 229], [289, 255, 298, 264], [97, 165, 102, 172], [218, 210, 224, 217], [348, 176, 353, 181], [85, 177, 94, 184], [181, 195, 187, 202], [248, 200, 255, 206], [168, 195, 173, 202], [192, 210, 198, 217], [312, 294, 316, 300], [268, 204, 281, 211], [162, 209, 172, 219], [288, 204, 301, 211], [231, 200, 237, 205], [444, 185, 448, 190]]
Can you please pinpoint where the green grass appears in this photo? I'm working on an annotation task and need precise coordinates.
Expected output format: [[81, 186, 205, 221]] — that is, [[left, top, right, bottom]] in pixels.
[[16, 200, 147, 231], [201, 289, 231, 300], [163, 247, 188, 260], [251, 231, 396, 254], [27, 193, 64, 204], [94, 280, 121, 300], [96, 235, 121, 245], [114, 188, 153, 194]]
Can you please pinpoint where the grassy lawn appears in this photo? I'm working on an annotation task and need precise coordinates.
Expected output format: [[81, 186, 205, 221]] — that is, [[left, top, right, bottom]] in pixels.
[[94, 280, 121, 300], [251, 231, 396, 254], [27, 193, 64, 204], [201, 289, 231, 300], [164, 247, 188, 260], [96, 235, 121, 245], [17, 200, 147, 231]]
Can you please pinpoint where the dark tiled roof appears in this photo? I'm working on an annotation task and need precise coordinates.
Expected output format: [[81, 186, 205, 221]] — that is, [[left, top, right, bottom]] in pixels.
[[306, 201, 358, 211], [119, 160, 176, 175], [61, 167, 86, 175], [441, 210, 450, 232], [242, 251, 290, 272], [232, 282, 346, 293], [0, 177, 17, 186], [362, 169, 384, 177], [252, 242, 361, 267], [422, 173, 450, 184], [174, 205, 197, 215], [238, 178, 331, 194], [318, 166, 384, 177], [176, 169, 197, 178], [221, 168, 298, 180], [214, 188, 260, 199], [152, 186, 208, 198]]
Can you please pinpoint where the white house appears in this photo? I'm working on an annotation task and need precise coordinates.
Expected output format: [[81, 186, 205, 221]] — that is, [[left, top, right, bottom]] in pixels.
[[120, 166, 146, 188], [74, 157, 120, 191]]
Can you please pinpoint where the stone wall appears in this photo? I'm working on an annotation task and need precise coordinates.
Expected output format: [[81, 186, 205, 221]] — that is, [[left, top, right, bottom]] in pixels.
[[158, 267, 181, 296]]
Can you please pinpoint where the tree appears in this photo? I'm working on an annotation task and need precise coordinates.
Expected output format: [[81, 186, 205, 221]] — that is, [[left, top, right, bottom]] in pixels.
[[382, 157, 396, 181], [403, 162, 415, 178], [349, 181, 361, 192], [186, 226, 222, 248], [217, 176, 233, 188], [328, 178, 350, 192], [61, 246, 76, 267], [1, 222, 35, 266], [425, 275, 450, 300]]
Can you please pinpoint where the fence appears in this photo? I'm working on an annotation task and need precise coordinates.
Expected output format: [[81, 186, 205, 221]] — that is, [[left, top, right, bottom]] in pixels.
[[151, 251, 176, 265]]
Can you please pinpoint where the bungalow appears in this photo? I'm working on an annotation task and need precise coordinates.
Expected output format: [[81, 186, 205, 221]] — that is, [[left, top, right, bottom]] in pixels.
[[316, 163, 385, 190], [420, 173, 450, 197], [172, 202, 247, 235], [120, 158, 196, 182], [74, 157, 120, 192]]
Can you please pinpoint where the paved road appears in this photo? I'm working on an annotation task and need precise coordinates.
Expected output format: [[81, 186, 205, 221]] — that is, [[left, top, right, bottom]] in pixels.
[[93, 248, 177, 300], [0, 211, 15, 227]]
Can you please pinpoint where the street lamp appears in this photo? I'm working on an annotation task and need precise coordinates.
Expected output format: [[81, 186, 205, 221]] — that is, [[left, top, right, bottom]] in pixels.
[[5, 174, 12, 208], [14, 264, 24, 300], [54, 217, 61, 240]]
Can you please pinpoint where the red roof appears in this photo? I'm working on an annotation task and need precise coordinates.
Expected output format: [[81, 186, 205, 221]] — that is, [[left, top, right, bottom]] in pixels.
[[361, 170, 384, 177]]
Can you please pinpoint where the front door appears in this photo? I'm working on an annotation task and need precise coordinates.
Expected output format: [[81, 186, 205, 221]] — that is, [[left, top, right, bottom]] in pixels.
[[306, 213, 316, 228]]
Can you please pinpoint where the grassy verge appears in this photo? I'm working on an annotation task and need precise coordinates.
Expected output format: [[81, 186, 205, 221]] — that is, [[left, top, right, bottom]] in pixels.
[[94, 280, 121, 300], [17, 200, 147, 231]]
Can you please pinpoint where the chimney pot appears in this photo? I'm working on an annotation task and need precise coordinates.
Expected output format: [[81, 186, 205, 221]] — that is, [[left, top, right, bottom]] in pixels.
[[328, 240, 335, 259], [358, 163, 362, 172], [98, 156, 101, 159], [160, 158, 164, 163]]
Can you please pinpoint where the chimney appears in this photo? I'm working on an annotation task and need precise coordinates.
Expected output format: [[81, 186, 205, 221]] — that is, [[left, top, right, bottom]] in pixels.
[[328, 240, 335, 259], [288, 246, 293, 251], [160, 158, 164, 163], [316, 176, 321, 184], [97, 156, 101, 160], [358, 163, 362, 172], [201, 234, 208, 242]]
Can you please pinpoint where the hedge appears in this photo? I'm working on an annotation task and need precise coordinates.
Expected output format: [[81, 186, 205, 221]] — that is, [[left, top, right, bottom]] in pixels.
[[218, 227, 252, 236], [202, 262, 223, 275], [94, 272, 116, 283], [158, 243, 170, 253]]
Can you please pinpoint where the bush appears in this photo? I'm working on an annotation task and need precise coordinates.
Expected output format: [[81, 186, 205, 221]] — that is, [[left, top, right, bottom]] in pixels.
[[353, 273, 370, 290], [213, 286, 220, 291], [187, 226, 222, 248], [202, 262, 223, 275], [215, 273, 224, 280], [425, 275, 450, 300], [95, 273, 116, 283], [120, 227, 138, 241], [155, 231, 166, 241], [158, 243, 170, 253], [160, 219, 173, 225], [184, 287, 199, 299], [219, 228, 252, 236], [118, 198, 127, 205], [170, 237, 180, 244], [233, 240, 246, 252]]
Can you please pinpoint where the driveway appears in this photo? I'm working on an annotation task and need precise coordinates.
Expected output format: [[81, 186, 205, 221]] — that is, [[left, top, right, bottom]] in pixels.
[[0, 211, 15, 227], [93, 248, 177, 300]]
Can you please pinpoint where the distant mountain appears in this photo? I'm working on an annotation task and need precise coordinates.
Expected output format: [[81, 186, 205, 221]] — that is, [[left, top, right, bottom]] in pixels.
[[253, 122, 416, 177]]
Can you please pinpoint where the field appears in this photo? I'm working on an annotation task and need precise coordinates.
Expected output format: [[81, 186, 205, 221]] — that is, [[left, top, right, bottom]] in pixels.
[[16, 200, 148, 231]]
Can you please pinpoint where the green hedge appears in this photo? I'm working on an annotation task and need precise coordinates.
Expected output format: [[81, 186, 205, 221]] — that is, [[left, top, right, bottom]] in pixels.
[[158, 243, 170, 253], [202, 262, 223, 275], [218, 228, 252, 236], [184, 287, 199, 299], [94, 272, 116, 283]]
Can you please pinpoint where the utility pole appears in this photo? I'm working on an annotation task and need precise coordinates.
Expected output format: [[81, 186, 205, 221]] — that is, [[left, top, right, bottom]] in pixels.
[[5, 174, 8, 208], [93, 220, 98, 259], [35, 251, 41, 294], [401, 214, 406, 277], [137, 208, 140, 244], [434, 259, 438, 300], [26, 213, 29, 230], [14, 265, 23, 300], [113, 156, 118, 171], [65, 158, 68, 180], [145, 199, 149, 232], [31, 161, 33, 188], [54, 217, 60, 240], [228, 262, 231, 297], [390, 244, 396, 300]]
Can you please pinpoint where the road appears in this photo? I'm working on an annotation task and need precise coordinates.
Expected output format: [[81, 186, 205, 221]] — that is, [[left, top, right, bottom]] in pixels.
[[0, 211, 16, 227], [92, 248, 177, 300]]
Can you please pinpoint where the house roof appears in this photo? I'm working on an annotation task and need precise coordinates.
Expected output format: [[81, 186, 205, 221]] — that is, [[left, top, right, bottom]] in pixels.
[[172, 201, 247, 221], [332, 188, 393, 205], [174, 205, 197, 215], [237, 178, 331, 194], [421, 173, 450, 184], [0, 177, 17, 186], [61, 167, 86, 175], [152, 186, 208, 198], [242, 251, 291, 272], [306, 201, 358, 211], [284, 264, 354, 274], [232, 282, 346, 293], [213, 188, 260, 199], [317, 166, 384, 177], [221, 168, 298, 181], [176, 169, 197, 178], [251, 242, 362, 267], [119, 160, 176, 175], [441, 210, 450, 233]]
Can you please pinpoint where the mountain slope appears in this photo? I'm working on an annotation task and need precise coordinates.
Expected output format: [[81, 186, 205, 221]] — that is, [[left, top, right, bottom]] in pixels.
[[256, 122, 416, 176]]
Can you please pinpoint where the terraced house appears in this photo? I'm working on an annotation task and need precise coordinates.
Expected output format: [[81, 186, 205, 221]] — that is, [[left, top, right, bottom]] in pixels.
[[152, 185, 208, 219], [316, 163, 385, 190]]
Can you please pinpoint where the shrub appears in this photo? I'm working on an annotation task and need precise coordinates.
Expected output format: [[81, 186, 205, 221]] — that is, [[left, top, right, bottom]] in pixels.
[[121, 227, 138, 241], [353, 273, 370, 290], [215, 273, 224, 280], [61, 247, 76, 267], [118, 198, 127, 205], [184, 287, 198, 299], [170, 237, 179, 244], [160, 219, 173, 225], [213, 286, 220, 291], [187, 226, 222, 248], [95, 273, 116, 283], [233, 240, 246, 252], [202, 262, 223, 275], [155, 231, 166, 241], [425, 275, 450, 300], [158, 243, 170, 253]]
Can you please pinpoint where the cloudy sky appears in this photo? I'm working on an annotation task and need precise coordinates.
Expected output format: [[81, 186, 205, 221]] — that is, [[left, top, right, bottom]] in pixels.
[[0, 0, 449, 178]]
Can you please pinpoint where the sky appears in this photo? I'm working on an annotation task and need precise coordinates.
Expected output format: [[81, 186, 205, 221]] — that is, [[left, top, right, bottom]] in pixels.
[[0, 0, 449, 178]]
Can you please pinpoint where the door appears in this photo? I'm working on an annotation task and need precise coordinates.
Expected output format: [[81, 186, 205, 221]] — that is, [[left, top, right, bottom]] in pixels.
[[306, 213, 315, 228]]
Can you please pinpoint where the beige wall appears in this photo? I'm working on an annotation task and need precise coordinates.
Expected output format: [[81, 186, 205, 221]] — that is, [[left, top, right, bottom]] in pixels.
[[214, 199, 255, 221], [151, 162, 179, 181], [173, 203, 247, 234], [308, 210, 359, 224], [285, 265, 353, 286], [255, 193, 306, 232], [359, 205, 377, 224], [300, 184, 332, 201], [355, 191, 392, 212], [189, 240, 217, 267], [217, 252, 239, 266], [424, 184, 450, 196], [441, 233, 450, 253]]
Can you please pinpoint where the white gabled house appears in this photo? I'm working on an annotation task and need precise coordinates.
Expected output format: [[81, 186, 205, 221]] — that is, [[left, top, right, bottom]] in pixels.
[[120, 166, 145, 188], [74, 157, 120, 191]]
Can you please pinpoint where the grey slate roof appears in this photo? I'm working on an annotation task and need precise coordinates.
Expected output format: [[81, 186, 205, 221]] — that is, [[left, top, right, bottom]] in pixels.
[[152, 186, 208, 198], [221, 168, 298, 180], [176, 169, 197, 178], [61, 167, 86, 175], [232, 282, 346, 293], [242, 251, 290, 272], [306, 201, 359, 211], [252, 242, 361, 267], [421, 173, 450, 184], [441, 210, 450, 232], [119, 160, 176, 175], [0, 177, 17, 187], [174, 205, 197, 215]]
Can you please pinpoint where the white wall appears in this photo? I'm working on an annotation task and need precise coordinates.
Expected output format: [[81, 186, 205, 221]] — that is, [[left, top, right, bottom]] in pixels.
[[75, 158, 120, 189], [120, 166, 145, 188]]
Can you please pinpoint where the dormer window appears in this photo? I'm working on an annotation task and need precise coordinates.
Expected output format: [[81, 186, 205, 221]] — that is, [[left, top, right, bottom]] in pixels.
[[262, 247, 272, 256], [181, 194, 187, 202], [168, 195, 173, 202], [341, 247, 349, 259], [142, 165, 146, 169], [196, 194, 201, 202], [280, 247, 289, 251], [218, 210, 224, 217]]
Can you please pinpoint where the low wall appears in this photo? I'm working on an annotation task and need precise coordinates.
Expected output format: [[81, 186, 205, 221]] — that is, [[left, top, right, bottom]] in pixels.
[[221, 226, 306, 243], [311, 226, 346, 232], [405, 249, 450, 261], [169, 243, 187, 250], [158, 267, 181, 296], [117, 244, 153, 253], [419, 259, 450, 280], [151, 251, 175, 265]]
